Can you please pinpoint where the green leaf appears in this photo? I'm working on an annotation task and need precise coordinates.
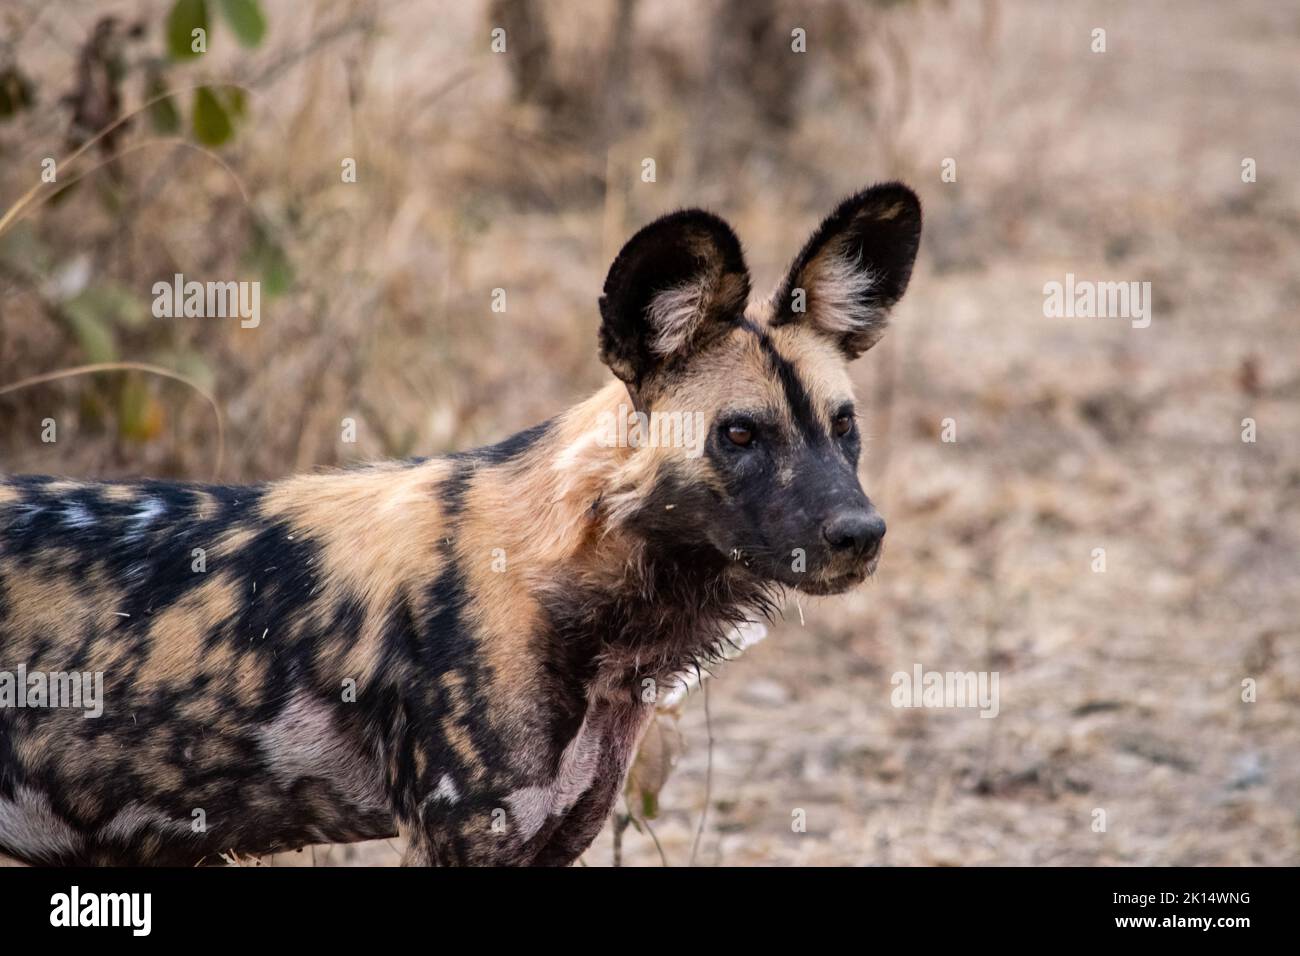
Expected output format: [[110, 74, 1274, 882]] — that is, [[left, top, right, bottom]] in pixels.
[[95, 282, 152, 330], [167, 0, 209, 60], [218, 0, 267, 48], [192, 86, 234, 146], [61, 297, 119, 364], [63, 283, 150, 342], [145, 69, 181, 135], [118, 376, 166, 443], [152, 348, 216, 394], [243, 220, 294, 297], [222, 85, 248, 120]]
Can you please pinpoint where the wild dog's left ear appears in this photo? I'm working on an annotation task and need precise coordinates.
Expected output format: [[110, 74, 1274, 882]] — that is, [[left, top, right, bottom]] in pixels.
[[771, 183, 922, 358], [599, 209, 751, 391]]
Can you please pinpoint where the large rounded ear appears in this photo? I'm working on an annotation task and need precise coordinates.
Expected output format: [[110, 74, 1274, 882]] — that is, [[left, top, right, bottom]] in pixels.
[[771, 183, 922, 358], [599, 210, 751, 390]]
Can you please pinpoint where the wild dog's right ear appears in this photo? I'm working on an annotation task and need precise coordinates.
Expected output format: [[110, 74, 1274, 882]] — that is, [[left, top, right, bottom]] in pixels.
[[771, 183, 922, 358], [599, 210, 751, 391]]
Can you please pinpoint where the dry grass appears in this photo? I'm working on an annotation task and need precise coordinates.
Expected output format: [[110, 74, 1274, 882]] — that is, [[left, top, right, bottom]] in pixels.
[[1, 0, 1296, 866]]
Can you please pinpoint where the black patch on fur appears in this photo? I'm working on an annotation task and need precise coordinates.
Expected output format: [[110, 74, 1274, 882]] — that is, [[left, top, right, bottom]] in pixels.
[[453, 419, 553, 467], [438, 461, 473, 518], [739, 318, 825, 444]]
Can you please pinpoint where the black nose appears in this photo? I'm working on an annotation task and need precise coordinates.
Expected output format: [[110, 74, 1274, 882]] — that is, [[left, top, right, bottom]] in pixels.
[[822, 510, 886, 556]]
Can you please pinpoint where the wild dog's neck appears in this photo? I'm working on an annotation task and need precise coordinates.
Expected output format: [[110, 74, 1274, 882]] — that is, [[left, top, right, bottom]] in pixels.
[[461, 381, 644, 570], [472, 379, 694, 583], [468, 381, 776, 689]]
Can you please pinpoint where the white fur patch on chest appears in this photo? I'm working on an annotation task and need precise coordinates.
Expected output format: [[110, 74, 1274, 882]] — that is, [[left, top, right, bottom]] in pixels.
[[505, 705, 610, 843]]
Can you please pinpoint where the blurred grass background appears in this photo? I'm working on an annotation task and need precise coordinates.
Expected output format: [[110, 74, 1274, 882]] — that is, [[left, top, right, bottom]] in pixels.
[[1, 0, 1297, 865]]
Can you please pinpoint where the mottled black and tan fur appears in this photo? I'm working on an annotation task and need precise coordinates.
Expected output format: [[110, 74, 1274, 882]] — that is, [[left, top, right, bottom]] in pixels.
[[0, 184, 921, 866]]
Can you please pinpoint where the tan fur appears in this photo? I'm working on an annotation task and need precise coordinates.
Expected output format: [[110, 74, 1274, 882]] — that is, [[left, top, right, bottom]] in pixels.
[[101, 484, 138, 503], [0, 563, 126, 664], [137, 572, 242, 686], [191, 489, 219, 520], [259, 460, 456, 688], [767, 322, 858, 421]]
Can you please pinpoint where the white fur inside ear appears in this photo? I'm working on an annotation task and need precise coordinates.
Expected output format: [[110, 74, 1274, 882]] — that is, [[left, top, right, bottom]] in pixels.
[[646, 277, 711, 356], [809, 248, 882, 335]]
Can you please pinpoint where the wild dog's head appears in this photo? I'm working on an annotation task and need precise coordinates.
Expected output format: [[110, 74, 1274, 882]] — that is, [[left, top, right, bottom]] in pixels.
[[599, 183, 922, 595]]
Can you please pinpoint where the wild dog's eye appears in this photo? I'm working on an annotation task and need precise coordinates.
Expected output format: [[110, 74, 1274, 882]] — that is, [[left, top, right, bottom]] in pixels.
[[833, 411, 855, 438], [726, 424, 754, 447]]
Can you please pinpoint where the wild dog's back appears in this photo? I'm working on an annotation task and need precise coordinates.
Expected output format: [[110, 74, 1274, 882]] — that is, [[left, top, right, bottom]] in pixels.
[[0, 465, 458, 864]]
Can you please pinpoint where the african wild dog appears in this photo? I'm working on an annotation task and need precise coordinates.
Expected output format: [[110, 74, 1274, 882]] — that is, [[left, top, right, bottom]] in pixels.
[[0, 183, 921, 866]]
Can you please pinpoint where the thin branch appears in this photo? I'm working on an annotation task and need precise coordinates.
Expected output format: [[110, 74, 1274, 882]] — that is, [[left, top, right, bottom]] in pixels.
[[688, 678, 715, 866], [0, 362, 226, 481], [0, 84, 253, 238], [642, 817, 670, 868]]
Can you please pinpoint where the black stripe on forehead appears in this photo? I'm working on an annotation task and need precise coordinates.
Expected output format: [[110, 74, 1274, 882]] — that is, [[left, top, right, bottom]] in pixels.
[[738, 319, 825, 443]]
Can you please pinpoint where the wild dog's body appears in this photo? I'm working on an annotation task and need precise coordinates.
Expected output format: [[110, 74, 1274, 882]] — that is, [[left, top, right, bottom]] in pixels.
[[0, 184, 921, 865], [0, 387, 738, 865]]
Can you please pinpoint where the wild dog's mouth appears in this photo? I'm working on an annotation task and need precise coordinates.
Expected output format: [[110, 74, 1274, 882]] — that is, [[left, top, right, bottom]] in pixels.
[[726, 546, 880, 595], [794, 557, 879, 595]]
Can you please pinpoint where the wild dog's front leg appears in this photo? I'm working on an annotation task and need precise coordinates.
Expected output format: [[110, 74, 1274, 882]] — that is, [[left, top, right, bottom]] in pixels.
[[529, 697, 653, 867], [526, 771, 624, 866], [394, 699, 652, 866]]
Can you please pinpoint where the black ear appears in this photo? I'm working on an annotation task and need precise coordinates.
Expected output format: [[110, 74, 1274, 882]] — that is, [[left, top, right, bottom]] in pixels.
[[599, 210, 751, 389], [771, 183, 922, 358]]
